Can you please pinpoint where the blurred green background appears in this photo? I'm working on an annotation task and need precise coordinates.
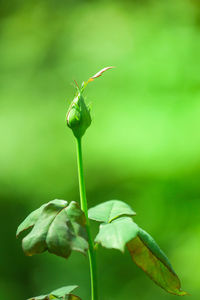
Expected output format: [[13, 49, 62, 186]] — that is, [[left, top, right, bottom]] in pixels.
[[0, 0, 200, 299]]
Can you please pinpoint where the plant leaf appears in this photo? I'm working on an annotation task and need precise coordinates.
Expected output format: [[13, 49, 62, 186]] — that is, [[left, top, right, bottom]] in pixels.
[[127, 228, 187, 296], [95, 217, 138, 252], [28, 296, 48, 300], [51, 285, 78, 298], [16, 200, 67, 237], [46, 202, 88, 258], [28, 285, 80, 300], [88, 200, 136, 223], [17, 200, 88, 259]]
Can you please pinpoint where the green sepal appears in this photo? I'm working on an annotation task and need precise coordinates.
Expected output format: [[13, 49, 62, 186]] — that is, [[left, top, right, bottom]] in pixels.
[[88, 200, 136, 223], [28, 285, 81, 300], [95, 217, 138, 252], [17, 200, 88, 259], [127, 228, 187, 296], [66, 92, 91, 139]]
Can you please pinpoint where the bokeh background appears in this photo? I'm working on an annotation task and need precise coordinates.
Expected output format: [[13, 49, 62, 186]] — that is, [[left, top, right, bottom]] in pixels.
[[1, 0, 200, 299]]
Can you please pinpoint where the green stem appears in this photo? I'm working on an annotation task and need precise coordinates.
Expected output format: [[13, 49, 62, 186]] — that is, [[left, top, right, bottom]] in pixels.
[[76, 137, 98, 300]]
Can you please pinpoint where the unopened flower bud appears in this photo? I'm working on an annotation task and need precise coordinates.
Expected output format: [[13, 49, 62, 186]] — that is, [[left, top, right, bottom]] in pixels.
[[66, 92, 91, 139], [66, 67, 114, 139]]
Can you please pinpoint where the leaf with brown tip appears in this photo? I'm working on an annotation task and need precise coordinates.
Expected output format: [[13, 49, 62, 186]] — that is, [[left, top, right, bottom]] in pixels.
[[127, 228, 187, 296]]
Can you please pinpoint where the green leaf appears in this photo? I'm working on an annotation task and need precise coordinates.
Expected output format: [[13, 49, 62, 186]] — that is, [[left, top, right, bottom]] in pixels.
[[51, 286, 78, 298], [46, 202, 88, 258], [127, 228, 187, 296], [88, 200, 136, 223], [17, 200, 88, 259], [28, 285, 80, 300], [28, 296, 48, 300], [95, 217, 139, 252], [16, 200, 67, 237]]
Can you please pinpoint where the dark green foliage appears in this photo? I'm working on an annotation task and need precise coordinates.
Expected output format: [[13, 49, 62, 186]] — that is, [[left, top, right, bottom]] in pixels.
[[16, 203, 47, 237], [17, 200, 88, 259], [28, 285, 81, 300], [89, 200, 186, 296]]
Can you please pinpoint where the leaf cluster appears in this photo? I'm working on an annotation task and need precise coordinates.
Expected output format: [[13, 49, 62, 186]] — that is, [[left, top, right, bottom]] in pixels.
[[17, 196, 187, 299], [17, 200, 88, 259], [88, 200, 187, 296]]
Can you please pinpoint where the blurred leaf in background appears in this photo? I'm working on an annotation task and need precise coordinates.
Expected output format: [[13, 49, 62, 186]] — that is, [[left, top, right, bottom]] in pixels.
[[0, 0, 200, 299]]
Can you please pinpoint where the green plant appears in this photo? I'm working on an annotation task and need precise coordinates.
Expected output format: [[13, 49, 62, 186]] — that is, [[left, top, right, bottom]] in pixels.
[[16, 67, 187, 300]]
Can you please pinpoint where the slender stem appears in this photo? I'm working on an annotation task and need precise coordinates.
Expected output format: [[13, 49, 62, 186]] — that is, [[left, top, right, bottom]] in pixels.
[[76, 137, 98, 300]]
